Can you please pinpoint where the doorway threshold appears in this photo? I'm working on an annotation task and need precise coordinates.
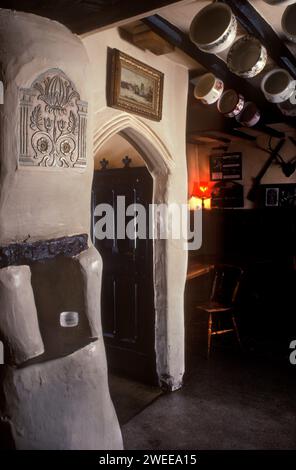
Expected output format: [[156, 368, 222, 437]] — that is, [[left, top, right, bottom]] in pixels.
[[108, 373, 163, 425]]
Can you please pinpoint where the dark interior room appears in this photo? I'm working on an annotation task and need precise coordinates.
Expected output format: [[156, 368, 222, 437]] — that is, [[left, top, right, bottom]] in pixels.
[[0, 0, 295, 461]]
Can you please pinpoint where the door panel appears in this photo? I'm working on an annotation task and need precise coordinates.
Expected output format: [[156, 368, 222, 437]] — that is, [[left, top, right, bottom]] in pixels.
[[92, 167, 156, 383]]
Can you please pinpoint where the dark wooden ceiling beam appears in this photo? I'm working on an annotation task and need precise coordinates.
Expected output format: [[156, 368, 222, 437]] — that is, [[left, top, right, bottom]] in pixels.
[[0, 0, 189, 34], [222, 114, 285, 139], [221, 0, 296, 79], [143, 14, 295, 127], [235, 124, 285, 139], [228, 129, 257, 142]]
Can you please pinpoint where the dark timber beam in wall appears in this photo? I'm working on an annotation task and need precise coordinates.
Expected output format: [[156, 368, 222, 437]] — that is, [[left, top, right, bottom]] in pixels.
[[143, 14, 295, 130], [221, 0, 296, 79]]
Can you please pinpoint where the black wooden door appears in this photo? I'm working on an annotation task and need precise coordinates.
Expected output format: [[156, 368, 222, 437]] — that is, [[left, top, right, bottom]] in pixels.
[[92, 167, 156, 383]]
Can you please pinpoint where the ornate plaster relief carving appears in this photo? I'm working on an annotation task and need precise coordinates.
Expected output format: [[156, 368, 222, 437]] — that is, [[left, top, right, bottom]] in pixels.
[[19, 69, 88, 168]]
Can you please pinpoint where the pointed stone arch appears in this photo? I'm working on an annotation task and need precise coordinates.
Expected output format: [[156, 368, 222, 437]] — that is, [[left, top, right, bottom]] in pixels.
[[93, 112, 184, 390]]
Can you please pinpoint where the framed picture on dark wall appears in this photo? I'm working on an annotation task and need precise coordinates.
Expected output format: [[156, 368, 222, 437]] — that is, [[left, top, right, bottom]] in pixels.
[[258, 184, 296, 208], [265, 187, 279, 207], [210, 152, 242, 181], [107, 49, 164, 121]]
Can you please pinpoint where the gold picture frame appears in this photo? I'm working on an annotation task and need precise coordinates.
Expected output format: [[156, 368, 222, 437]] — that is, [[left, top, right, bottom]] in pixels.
[[108, 49, 164, 121]]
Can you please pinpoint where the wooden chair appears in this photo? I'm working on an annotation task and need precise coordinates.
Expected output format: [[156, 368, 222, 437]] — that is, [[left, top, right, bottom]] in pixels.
[[196, 264, 244, 358]]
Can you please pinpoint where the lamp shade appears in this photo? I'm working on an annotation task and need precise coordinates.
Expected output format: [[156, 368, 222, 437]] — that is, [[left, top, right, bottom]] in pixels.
[[191, 181, 211, 199]]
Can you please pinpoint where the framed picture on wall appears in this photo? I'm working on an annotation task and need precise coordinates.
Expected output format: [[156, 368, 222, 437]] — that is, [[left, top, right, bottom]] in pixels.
[[107, 48, 164, 121], [210, 152, 242, 181], [259, 184, 296, 208], [265, 187, 280, 207]]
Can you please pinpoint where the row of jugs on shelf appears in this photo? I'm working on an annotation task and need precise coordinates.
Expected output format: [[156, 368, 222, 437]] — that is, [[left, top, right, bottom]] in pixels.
[[190, 2, 296, 123]]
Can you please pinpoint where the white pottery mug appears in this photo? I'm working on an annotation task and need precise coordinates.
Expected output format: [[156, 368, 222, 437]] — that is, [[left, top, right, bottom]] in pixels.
[[189, 3, 237, 54], [194, 73, 224, 105], [282, 3, 296, 43], [261, 68, 295, 103], [227, 35, 267, 78], [235, 102, 261, 127], [217, 89, 245, 118]]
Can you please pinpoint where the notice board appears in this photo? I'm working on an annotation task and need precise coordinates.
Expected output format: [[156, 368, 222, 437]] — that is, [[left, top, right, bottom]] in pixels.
[[210, 152, 242, 181]]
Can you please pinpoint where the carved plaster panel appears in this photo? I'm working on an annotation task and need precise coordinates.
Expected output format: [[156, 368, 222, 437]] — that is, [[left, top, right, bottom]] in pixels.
[[19, 69, 88, 168]]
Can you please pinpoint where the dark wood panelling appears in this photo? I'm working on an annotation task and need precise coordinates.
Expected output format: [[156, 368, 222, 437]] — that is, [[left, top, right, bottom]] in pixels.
[[187, 208, 296, 359], [193, 208, 296, 264]]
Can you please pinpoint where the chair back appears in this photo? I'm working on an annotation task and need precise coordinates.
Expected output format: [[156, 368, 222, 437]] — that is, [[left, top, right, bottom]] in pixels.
[[210, 264, 243, 306]]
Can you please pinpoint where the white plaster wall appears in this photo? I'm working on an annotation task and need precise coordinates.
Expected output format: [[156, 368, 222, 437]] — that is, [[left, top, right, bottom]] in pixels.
[[0, 9, 93, 244], [0, 9, 123, 450], [83, 29, 189, 389], [0, 9, 189, 390]]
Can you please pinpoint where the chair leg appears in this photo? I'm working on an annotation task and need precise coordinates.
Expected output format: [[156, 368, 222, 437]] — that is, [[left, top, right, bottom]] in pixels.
[[232, 316, 242, 350], [207, 313, 212, 359]]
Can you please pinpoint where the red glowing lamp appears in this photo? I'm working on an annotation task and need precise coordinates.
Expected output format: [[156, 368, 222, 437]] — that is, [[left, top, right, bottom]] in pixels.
[[190, 181, 212, 209], [192, 181, 211, 199]]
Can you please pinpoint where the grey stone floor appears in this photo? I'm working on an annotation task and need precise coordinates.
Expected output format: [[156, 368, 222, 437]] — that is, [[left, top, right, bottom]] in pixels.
[[109, 374, 162, 425], [122, 353, 296, 450]]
